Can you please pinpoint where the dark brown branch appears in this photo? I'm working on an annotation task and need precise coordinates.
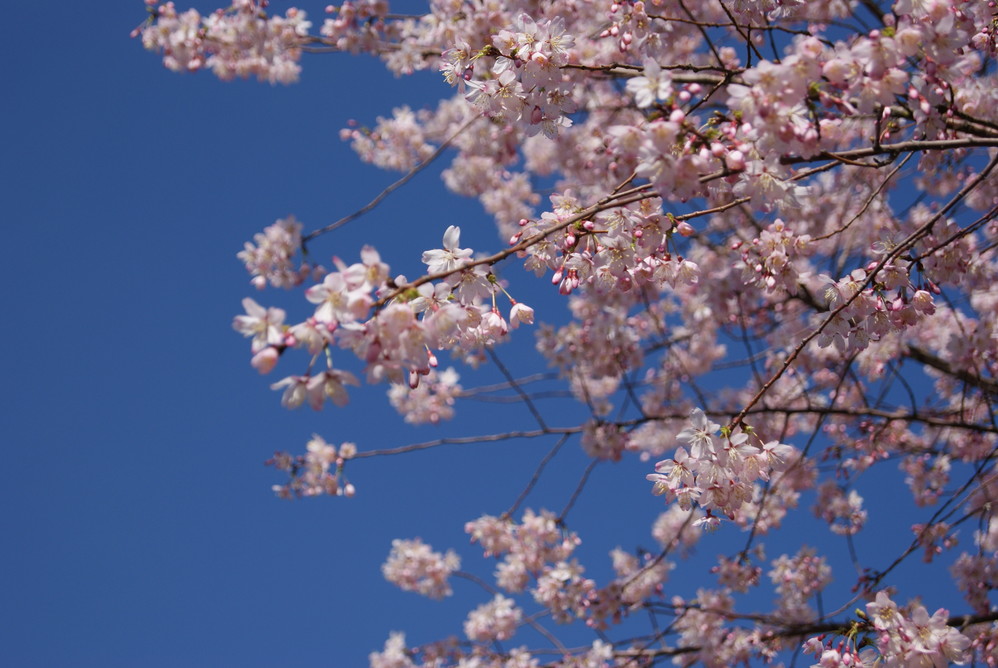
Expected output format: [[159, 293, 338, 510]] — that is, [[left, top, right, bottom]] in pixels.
[[905, 346, 998, 397], [729, 153, 998, 431]]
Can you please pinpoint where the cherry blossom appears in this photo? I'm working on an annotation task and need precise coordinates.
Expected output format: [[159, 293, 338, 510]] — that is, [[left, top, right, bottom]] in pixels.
[[139, 0, 998, 664], [382, 538, 460, 600], [422, 225, 473, 276]]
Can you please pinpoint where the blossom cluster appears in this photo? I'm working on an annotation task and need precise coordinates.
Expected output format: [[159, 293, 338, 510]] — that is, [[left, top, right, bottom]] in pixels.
[[266, 434, 357, 499], [769, 546, 832, 620], [804, 592, 972, 667], [463, 594, 522, 643], [465, 510, 595, 623], [139, 0, 311, 83], [814, 482, 867, 536], [233, 228, 536, 410], [139, 0, 998, 665], [387, 367, 462, 425], [237, 216, 314, 290], [446, 13, 577, 138], [647, 408, 797, 525], [381, 538, 460, 600]]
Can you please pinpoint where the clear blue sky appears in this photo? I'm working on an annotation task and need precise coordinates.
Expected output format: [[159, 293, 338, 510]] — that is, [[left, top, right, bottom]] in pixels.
[[1, 3, 976, 667]]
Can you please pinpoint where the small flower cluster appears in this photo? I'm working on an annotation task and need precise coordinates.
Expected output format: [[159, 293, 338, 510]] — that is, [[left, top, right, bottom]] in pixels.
[[368, 631, 413, 668], [647, 409, 797, 525], [818, 263, 937, 355], [901, 453, 952, 507], [387, 367, 462, 425], [737, 218, 813, 295], [232, 297, 286, 357], [382, 538, 460, 600], [237, 216, 315, 289], [463, 594, 523, 643], [670, 588, 758, 666], [515, 192, 702, 301], [266, 435, 356, 499], [769, 547, 832, 621], [911, 521, 957, 564], [465, 510, 595, 622], [446, 13, 577, 138], [813, 482, 867, 536], [140, 1, 311, 84], [866, 592, 970, 665], [585, 548, 671, 629], [712, 549, 763, 594], [233, 228, 536, 410], [319, 0, 393, 56], [804, 592, 972, 667], [651, 506, 704, 558], [951, 550, 998, 614], [341, 106, 435, 172]]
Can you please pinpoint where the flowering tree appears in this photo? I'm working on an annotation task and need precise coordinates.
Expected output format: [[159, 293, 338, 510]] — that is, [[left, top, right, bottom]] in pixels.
[[137, 0, 998, 665]]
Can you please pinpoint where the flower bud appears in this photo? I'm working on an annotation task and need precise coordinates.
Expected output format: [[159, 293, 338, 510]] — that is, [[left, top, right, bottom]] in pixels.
[[251, 347, 280, 375]]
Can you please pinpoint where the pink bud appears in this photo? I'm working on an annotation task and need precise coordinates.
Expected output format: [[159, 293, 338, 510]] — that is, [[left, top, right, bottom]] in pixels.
[[251, 347, 280, 375], [676, 221, 695, 237]]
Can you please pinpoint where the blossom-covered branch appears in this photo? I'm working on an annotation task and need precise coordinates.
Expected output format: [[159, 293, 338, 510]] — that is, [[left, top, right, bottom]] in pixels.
[[140, 0, 998, 665]]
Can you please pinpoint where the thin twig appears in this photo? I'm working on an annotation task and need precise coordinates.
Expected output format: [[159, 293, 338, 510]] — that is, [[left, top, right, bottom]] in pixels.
[[303, 116, 477, 242]]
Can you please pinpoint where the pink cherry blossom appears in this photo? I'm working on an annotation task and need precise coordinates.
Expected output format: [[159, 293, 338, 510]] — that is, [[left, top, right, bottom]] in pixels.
[[141, 0, 998, 664]]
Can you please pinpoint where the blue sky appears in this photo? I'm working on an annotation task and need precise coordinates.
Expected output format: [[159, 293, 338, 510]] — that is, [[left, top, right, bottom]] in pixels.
[[1, 3, 983, 667]]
